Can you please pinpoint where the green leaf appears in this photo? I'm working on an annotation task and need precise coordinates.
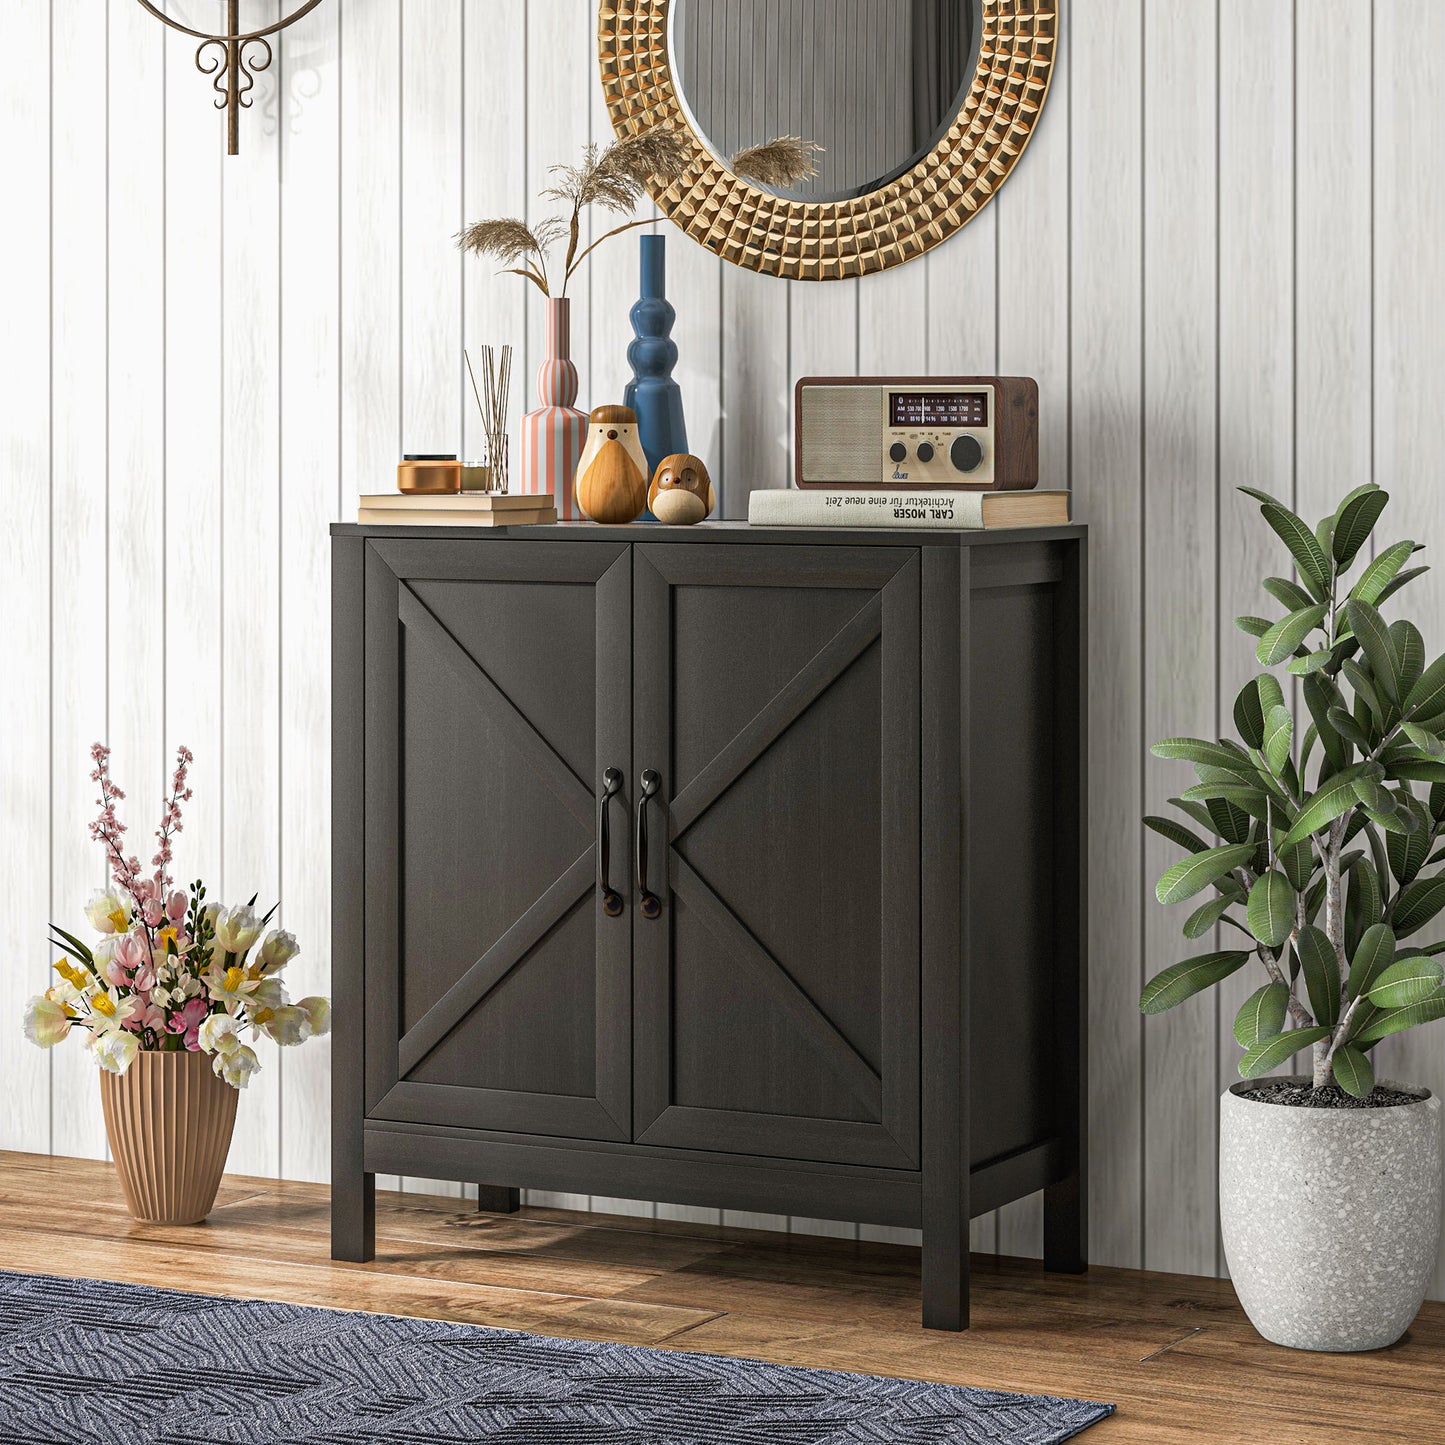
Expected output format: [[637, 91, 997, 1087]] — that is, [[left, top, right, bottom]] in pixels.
[[1183, 893, 1238, 940], [1150, 738, 1256, 777], [1279, 762, 1383, 849], [48, 924, 96, 964], [1262, 576, 1317, 613], [1353, 993, 1445, 1044], [1386, 759, 1445, 784], [1257, 604, 1330, 667], [1144, 814, 1209, 855], [1172, 795, 1222, 833], [1156, 844, 1258, 906], [1247, 870, 1296, 947], [1234, 982, 1290, 1049], [1260, 503, 1331, 600], [1405, 653, 1445, 721], [1236, 615, 1272, 639], [1392, 878, 1445, 936], [1304, 674, 1349, 770], [1332, 1045, 1375, 1099], [1350, 538, 1418, 606], [1238, 485, 1289, 508], [1205, 795, 1253, 845], [1345, 599, 1403, 703], [1341, 657, 1387, 727], [1402, 722, 1445, 757], [1378, 565, 1430, 606], [1262, 705, 1294, 776], [1367, 956, 1445, 1008], [1180, 782, 1270, 821], [1233, 674, 1285, 751], [1346, 858, 1384, 959], [1347, 922, 1397, 1000], [1239, 1026, 1331, 1079], [1326, 704, 1370, 751], [1287, 649, 1335, 676], [1297, 924, 1342, 1027], [1392, 621, 1426, 699], [1332, 486, 1390, 567], [1140, 951, 1252, 1014], [1386, 795, 1432, 884]]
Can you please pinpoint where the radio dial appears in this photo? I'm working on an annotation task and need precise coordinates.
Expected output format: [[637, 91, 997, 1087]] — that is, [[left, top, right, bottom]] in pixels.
[[916, 442, 935, 462], [889, 442, 908, 464], [950, 435, 984, 473]]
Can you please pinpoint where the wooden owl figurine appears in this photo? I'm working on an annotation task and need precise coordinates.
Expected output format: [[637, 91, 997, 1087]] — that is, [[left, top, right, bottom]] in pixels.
[[648, 453, 716, 525], [575, 405, 649, 524]]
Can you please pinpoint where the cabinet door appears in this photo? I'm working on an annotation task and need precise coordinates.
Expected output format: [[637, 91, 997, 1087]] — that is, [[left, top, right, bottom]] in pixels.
[[632, 544, 920, 1168], [363, 539, 632, 1140]]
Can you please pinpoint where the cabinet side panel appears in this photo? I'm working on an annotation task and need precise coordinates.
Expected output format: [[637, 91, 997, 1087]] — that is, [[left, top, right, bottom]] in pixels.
[[967, 575, 1061, 1167]]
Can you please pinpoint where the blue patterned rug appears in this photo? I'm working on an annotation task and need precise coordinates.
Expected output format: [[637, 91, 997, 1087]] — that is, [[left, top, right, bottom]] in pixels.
[[0, 1269, 1113, 1443]]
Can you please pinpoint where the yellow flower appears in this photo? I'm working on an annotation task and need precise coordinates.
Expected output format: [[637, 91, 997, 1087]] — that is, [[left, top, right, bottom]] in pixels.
[[54, 959, 88, 989], [91, 993, 117, 1018]]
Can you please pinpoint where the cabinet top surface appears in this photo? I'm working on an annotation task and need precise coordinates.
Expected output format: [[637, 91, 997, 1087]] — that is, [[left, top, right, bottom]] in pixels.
[[332, 519, 1086, 547]]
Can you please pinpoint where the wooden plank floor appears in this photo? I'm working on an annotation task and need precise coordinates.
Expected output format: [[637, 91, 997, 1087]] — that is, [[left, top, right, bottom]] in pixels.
[[1, 1152, 1441, 1443]]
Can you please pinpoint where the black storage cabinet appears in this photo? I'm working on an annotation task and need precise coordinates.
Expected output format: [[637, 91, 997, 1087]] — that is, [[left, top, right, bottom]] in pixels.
[[331, 520, 1088, 1329]]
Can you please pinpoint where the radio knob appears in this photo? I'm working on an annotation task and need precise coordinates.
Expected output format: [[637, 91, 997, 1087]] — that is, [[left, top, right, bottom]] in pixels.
[[916, 442, 935, 462], [950, 435, 984, 473], [889, 442, 908, 464]]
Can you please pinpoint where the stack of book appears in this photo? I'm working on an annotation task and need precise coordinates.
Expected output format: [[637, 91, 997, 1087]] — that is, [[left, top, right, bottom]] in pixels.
[[747, 488, 1070, 531], [357, 493, 556, 527]]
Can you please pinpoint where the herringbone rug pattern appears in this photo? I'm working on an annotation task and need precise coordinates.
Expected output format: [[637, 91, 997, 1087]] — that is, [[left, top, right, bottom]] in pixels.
[[0, 1270, 1113, 1443]]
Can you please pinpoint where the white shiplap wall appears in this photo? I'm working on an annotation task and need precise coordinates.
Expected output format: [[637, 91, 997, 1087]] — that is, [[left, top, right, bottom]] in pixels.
[[3, 0, 1444, 1298]]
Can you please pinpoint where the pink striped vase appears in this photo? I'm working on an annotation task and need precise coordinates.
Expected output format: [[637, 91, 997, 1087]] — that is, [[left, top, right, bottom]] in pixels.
[[520, 297, 588, 519]]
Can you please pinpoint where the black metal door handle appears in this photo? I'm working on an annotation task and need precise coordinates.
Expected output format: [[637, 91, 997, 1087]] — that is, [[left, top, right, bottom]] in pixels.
[[636, 769, 662, 919], [597, 767, 623, 916]]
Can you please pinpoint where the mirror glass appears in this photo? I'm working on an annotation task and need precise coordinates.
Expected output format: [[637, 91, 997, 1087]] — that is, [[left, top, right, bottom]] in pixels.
[[669, 0, 982, 203]]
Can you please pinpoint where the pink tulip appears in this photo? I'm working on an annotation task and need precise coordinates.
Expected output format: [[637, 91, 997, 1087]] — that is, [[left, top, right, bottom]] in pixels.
[[166, 890, 188, 925], [115, 932, 148, 974], [168, 996, 210, 1051]]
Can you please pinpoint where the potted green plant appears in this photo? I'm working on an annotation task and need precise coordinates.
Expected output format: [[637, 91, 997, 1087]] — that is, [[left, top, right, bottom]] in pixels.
[[1142, 484, 1444, 1351]]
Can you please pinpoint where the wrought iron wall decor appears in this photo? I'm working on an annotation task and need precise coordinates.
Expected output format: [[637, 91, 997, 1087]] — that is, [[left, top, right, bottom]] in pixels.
[[134, 0, 325, 155]]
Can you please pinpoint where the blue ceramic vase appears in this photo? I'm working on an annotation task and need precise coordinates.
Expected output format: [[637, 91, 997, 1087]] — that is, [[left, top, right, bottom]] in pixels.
[[624, 234, 687, 482]]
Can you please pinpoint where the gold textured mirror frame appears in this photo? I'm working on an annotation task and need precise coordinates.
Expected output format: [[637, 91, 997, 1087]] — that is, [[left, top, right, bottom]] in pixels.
[[598, 1, 1059, 281]]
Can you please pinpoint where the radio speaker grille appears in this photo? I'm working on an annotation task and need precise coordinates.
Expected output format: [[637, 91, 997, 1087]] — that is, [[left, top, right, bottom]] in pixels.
[[799, 387, 879, 484]]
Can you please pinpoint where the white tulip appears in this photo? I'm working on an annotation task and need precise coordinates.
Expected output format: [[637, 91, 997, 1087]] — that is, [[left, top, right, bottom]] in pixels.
[[197, 1013, 241, 1056], [298, 996, 331, 1038], [261, 1005, 313, 1047], [85, 889, 129, 935], [90, 1030, 138, 1075], [250, 976, 288, 1012], [259, 929, 299, 970], [214, 905, 263, 955], [213, 1043, 260, 1089], [23, 994, 72, 1049]]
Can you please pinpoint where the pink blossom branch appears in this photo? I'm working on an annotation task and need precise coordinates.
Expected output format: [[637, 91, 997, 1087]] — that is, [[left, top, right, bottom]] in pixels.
[[88, 743, 145, 905], [152, 744, 194, 892]]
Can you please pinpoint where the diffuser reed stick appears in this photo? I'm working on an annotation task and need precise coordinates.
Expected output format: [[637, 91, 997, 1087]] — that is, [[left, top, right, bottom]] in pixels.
[[465, 345, 512, 493]]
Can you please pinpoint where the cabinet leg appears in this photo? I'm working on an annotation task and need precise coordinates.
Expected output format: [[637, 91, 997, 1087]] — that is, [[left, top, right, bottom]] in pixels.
[[1044, 1168, 1087, 1274], [921, 1225, 970, 1331], [332, 1169, 375, 1263], [476, 1186, 521, 1214]]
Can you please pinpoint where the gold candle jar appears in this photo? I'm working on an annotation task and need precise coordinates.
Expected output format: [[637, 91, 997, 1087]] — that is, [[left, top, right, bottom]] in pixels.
[[397, 454, 462, 494]]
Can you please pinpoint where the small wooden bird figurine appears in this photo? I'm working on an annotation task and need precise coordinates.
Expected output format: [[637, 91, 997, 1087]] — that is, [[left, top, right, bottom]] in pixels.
[[575, 405, 649, 524], [648, 453, 715, 525]]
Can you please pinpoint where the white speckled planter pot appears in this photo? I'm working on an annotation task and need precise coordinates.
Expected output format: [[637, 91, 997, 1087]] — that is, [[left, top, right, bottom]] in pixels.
[[1220, 1076, 1442, 1352]]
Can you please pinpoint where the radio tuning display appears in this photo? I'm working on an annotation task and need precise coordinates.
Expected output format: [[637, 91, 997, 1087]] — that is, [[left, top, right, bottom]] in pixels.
[[889, 391, 989, 428]]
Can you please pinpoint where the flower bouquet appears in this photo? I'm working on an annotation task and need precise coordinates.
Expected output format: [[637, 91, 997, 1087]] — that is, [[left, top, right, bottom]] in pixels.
[[24, 744, 329, 1223]]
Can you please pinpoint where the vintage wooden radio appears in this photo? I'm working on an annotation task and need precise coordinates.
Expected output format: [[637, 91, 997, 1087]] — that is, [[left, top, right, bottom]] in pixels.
[[794, 376, 1039, 491]]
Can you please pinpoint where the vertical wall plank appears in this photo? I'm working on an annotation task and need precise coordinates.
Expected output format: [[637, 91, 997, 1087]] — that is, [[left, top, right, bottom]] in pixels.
[[462, 0, 526, 466], [994, 18, 1072, 1262], [340, 0, 401, 503], [1142, 0, 1219, 1279], [339, 0, 401, 1194], [1214, 0, 1294, 1277], [1072, 0, 1144, 1273], [278, 0, 341, 1186], [1374, 0, 1445, 1301], [219, 0, 283, 1178], [0, 0, 51, 1156], [51, 0, 111, 1161]]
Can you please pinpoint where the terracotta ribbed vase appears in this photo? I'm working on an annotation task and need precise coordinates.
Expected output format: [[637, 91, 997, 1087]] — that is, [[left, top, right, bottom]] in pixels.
[[99, 1050, 239, 1224]]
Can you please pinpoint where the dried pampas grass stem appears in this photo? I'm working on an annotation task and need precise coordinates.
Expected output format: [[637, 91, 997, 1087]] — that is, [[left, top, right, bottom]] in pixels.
[[731, 135, 824, 188]]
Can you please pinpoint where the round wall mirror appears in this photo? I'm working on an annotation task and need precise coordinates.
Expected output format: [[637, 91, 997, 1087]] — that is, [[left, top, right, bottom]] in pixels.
[[670, 0, 982, 204], [599, 0, 1059, 281]]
